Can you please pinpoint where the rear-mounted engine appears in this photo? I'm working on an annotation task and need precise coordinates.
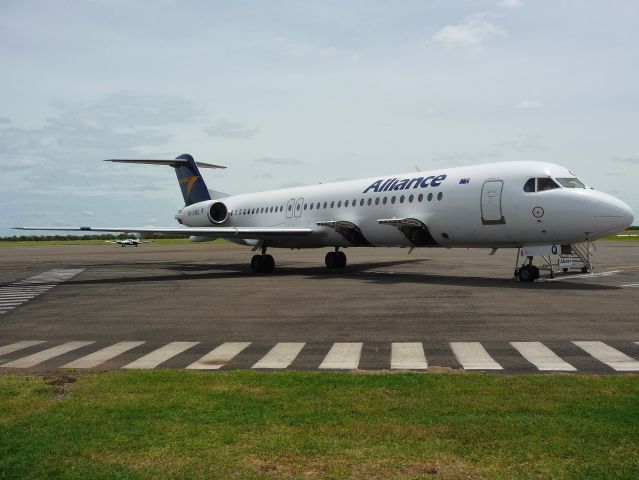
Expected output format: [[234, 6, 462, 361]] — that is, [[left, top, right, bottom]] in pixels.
[[208, 201, 228, 224]]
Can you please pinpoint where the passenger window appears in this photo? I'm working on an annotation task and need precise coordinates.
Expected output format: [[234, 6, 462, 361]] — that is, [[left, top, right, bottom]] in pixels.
[[523, 178, 536, 192], [323, 202, 328, 209], [409, 194, 414, 203], [391, 196, 396, 204], [383, 197, 388, 205], [310, 203, 314, 210], [303, 203, 307, 210], [367, 198, 372, 206], [375, 197, 380, 205], [337, 200, 342, 208], [538, 178, 560, 191], [437, 192, 443, 201], [399, 195, 405, 204], [418, 193, 423, 202], [427, 193, 433, 201], [352, 199, 356, 206], [330, 201, 334, 208], [360, 199, 364, 206], [344, 200, 349, 207]]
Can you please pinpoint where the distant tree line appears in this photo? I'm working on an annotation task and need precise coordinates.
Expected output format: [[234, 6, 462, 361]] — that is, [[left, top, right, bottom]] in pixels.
[[0, 233, 188, 241]]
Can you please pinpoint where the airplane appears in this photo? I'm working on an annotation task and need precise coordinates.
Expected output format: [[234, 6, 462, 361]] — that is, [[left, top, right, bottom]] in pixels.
[[15, 153, 634, 282], [105, 238, 152, 247]]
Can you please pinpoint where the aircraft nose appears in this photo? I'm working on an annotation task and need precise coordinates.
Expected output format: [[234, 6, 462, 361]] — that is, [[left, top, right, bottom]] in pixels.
[[593, 195, 635, 234]]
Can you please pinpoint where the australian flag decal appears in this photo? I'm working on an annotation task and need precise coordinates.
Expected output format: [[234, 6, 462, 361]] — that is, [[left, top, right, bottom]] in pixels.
[[459, 178, 470, 184]]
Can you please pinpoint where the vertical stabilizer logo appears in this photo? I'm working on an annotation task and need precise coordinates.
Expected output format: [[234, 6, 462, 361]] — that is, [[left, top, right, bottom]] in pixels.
[[179, 175, 200, 196]]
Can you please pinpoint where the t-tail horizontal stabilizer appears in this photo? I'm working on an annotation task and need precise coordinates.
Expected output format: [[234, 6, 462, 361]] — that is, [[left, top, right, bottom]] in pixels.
[[104, 153, 226, 206]]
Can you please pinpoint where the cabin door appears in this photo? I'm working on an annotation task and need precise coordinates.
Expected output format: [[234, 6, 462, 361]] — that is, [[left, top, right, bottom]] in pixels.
[[481, 180, 505, 225]]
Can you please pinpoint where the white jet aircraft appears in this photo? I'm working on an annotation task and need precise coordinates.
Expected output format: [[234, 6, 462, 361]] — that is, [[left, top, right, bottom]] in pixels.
[[15, 154, 634, 282]]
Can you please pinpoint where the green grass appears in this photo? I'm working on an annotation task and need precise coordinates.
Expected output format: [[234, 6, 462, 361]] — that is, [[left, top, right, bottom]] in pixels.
[[0, 238, 228, 247], [1, 371, 638, 479]]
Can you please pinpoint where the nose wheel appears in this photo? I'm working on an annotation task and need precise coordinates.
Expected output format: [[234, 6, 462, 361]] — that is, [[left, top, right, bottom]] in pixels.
[[517, 265, 540, 282]]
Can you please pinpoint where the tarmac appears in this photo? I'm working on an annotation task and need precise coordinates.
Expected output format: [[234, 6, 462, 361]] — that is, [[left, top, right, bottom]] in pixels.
[[0, 241, 638, 373]]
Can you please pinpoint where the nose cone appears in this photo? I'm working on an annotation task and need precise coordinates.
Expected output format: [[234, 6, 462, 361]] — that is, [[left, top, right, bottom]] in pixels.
[[593, 194, 634, 234]]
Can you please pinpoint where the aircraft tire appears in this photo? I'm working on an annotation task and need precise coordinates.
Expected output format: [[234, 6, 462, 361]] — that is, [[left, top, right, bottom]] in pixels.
[[518, 265, 535, 283], [325, 252, 337, 268], [251, 255, 264, 274], [336, 251, 347, 268], [263, 254, 275, 273], [531, 266, 540, 279]]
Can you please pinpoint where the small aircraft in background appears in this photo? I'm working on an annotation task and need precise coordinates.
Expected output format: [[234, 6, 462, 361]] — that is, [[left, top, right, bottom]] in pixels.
[[105, 238, 152, 247]]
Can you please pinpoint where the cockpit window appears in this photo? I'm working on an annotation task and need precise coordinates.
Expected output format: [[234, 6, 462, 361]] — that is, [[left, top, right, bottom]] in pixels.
[[537, 178, 560, 191], [523, 178, 536, 192], [555, 177, 586, 189]]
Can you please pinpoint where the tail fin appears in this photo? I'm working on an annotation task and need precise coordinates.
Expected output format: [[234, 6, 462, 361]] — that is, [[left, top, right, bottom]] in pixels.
[[105, 153, 226, 206]]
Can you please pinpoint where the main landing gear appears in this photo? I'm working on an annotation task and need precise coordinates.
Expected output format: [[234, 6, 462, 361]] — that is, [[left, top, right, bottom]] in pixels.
[[325, 248, 347, 269], [250, 243, 275, 274]]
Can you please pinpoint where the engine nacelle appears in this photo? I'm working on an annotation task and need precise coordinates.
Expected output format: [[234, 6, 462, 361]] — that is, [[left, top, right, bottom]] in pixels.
[[208, 201, 228, 224], [180, 200, 229, 226]]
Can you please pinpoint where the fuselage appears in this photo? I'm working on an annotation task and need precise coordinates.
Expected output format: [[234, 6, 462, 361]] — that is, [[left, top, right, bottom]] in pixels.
[[177, 161, 634, 249]]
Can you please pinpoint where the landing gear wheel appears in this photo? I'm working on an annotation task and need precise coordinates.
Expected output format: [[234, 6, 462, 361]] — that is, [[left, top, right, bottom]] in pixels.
[[263, 254, 275, 273], [325, 251, 347, 269], [518, 265, 536, 283], [531, 266, 540, 280], [325, 252, 338, 268], [581, 266, 589, 273], [562, 268, 569, 273], [251, 255, 264, 274], [251, 254, 275, 274]]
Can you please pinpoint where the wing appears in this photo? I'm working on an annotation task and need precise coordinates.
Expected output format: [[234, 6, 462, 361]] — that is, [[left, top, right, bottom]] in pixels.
[[14, 226, 313, 240]]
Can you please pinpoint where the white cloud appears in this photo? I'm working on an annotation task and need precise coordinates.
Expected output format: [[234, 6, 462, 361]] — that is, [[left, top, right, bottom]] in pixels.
[[255, 154, 302, 166], [613, 152, 639, 164], [499, 0, 523, 9], [204, 119, 258, 140], [515, 99, 543, 110], [433, 17, 506, 48], [0, 158, 41, 170]]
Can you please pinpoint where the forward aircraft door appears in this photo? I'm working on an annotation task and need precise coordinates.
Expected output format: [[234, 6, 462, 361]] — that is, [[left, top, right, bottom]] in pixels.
[[481, 180, 505, 225]]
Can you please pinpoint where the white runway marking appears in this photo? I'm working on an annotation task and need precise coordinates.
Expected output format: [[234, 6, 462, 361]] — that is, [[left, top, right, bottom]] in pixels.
[[391, 342, 428, 370], [511, 342, 576, 371], [540, 270, 621, 282], [122, 342, 199, 369], [252, 342, 305, 369], [621, 284, 639, 287], [62, 341, 146, 369], [319, 343, 363, 369], [450, 342, 503, 370], [187, 342, 251, 370], [572, 341, 639, 371], [0, 269, 85, 315], [0, 341, 47, 357], [0, 341, 94, 368]]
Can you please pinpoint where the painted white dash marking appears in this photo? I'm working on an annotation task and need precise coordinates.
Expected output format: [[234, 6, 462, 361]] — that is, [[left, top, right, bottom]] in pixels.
[[510, 342, 576, 371], [186, 342, 251, 370], [62, 341, 146, 369], [0, 341, 94, 368], [252, 342, 305, 369], [450, 342, 502, 370], [621, 284, 639, 287], [319, 343, 363, 370], [572, 341, 639, 371], [391, 342, 428, 370], [122, 342, 199, 369], [0, 341, 47, 357]]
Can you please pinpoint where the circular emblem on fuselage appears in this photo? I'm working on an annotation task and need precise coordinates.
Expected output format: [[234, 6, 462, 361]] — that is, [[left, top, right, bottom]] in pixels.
[[532, 206, 544, 218]]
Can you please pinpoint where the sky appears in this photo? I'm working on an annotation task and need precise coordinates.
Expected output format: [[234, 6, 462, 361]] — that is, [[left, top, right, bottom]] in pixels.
[[1, 0, 638, 235]]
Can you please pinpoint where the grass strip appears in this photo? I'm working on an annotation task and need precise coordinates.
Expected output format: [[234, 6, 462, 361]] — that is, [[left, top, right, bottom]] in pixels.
[[1, 371, 638, 479]]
